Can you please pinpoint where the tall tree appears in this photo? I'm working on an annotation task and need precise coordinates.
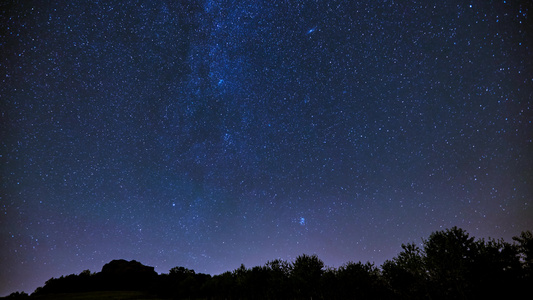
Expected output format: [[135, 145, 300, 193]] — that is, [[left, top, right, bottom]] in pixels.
[[291, 254, 324, 300], [382, 243, 428, 299], [264, 259, 292, 300], [513, 230, 533, 273], [469, 237, 521, 298], [423, 227, 477, 299]]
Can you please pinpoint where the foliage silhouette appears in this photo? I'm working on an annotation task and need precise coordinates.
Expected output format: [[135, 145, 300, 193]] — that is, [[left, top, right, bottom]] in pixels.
[[382, 243, 428, 299], [7, 228, 532, 300], [291, 254, 324, 300], [3, 292, 28, 299], [513, 230, 533, 271]]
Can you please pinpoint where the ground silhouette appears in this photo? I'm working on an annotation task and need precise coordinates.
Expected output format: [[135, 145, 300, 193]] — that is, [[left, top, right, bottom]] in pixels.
[[3, 227, 532, 300]]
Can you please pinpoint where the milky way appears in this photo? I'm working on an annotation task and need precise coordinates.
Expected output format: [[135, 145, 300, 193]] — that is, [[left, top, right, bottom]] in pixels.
[[1, 0, 532, 296]]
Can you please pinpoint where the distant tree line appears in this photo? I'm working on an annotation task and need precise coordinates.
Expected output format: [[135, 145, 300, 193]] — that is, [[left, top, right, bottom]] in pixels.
[[5, 227, 533, 299]]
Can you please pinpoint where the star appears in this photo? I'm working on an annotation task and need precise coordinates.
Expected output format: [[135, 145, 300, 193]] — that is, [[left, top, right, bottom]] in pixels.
[[1, 0, 531, 296]]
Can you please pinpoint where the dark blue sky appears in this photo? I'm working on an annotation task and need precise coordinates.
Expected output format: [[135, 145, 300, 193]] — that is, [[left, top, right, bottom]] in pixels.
[[1, 0, 532, 296]]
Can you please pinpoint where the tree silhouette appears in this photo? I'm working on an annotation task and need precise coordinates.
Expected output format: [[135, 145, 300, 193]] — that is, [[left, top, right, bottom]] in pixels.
[[291, 254, 324, 300], [382, 243, 428, 299], [470, 237, 521, 298], [264, 259, 291, 300], [19, 227, 533, 300], [206, 271, 236, 300], [98, 259, 157, 291], [421, 227, 527, 299], [423, 226, 477, 299], [512, 230, 533, 296], [169, 266, 195, 277], [513, 230, 533, 272], [336, 261, 386, 299], [4, 291, 29, 299]]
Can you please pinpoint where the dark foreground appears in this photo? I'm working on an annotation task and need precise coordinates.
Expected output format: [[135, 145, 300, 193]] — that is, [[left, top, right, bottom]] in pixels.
[[16, 291, 166, 300], [4, 227, 533, 300]]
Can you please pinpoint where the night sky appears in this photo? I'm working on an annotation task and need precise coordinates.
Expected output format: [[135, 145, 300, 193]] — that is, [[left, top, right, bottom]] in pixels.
[[1, 0, 532, 296]]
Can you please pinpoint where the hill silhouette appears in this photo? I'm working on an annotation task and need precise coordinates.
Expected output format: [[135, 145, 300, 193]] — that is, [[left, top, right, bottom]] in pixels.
[[3, 227, 533, 300]]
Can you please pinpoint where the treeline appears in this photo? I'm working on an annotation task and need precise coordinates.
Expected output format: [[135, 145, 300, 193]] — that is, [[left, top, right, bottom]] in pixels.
[[6, 227, 533, 299]]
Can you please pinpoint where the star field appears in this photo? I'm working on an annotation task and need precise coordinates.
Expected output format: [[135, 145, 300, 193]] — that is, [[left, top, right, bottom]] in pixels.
[[1, 0, 532, 296]]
